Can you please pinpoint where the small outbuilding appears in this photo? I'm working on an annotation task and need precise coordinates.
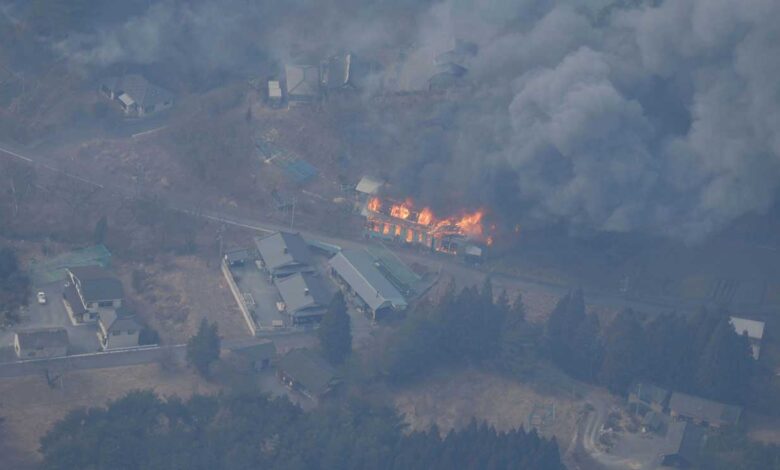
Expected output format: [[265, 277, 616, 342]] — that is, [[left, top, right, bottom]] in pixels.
[[729, 316, 765, 360], [276, 348, 340, 401], [14, 328, 69, 359], [233, 341, 277, 371]]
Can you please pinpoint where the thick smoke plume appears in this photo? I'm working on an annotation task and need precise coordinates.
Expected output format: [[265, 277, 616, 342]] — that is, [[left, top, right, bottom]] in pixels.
[[52, 0, 780, 242]]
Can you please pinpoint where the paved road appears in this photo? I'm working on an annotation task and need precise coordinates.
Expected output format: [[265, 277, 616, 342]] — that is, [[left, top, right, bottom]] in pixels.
[[0, 141, 703, 322]]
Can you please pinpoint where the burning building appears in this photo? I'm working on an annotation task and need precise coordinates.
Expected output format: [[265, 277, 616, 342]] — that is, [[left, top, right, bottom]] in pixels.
[[362, 196, 490, 254]]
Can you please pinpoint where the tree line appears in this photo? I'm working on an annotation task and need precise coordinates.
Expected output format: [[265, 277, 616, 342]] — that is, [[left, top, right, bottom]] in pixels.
[[378, 280, 754, 407], [545, 290, 754, 405], [40, 390, 564, 470]]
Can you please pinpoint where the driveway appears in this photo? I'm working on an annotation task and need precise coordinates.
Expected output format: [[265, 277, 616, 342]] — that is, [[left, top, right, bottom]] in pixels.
[[0, 282, 101, 356]]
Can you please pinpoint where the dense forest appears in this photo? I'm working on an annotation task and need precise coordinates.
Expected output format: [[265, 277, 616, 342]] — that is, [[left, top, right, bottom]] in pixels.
[[39, 390, 564, 470], [545, 290, 754, 405]]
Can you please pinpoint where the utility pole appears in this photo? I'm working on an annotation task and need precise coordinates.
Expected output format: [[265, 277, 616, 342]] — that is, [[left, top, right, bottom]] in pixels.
[[290, 196, 296, 231]]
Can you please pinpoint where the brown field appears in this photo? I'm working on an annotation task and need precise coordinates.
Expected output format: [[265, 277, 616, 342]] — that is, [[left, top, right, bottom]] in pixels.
[[117, 255, 250, 344], [394, 367, 584, 445], [0, 363, 218, 469]]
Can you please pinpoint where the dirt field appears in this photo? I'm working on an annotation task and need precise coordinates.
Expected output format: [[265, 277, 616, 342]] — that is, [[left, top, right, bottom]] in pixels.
[[0, 363, 218, 469], [117, 255, 250, 344], [394, 367, 584, 445]]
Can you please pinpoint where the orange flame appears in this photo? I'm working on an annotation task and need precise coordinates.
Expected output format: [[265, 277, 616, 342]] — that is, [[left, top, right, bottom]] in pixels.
[[366, 196, 492, 244], [417, 207, 434, 225], [368, 197, 381, 212]]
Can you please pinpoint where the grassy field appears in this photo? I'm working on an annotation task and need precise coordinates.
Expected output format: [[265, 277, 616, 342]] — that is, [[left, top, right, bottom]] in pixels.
[[0, 362, 218, 469]]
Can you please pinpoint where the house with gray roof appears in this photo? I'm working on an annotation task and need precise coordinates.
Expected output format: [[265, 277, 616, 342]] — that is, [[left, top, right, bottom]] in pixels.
[[97, 307, 142, 350], [65, 266, 124, 323], [328, 249, 407, 320], [669, 392, 742, 428], [276, 348, 340, 401], [14, 328, 69, 359], [274, 272, 333, 325], [99, 74, 174, 117], [223, 247, 257, 267], [255, 232, 314, 280], [284, 64, 320, 103]]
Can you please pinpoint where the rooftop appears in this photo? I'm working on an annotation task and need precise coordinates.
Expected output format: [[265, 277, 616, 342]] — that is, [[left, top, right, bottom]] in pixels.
[[355, 176, 383, 195], [233, 341, 277, 362], [274, 272, 333, 317], [16, 328, 69, 350], [224, 247, 256, 264], [99, 307, 142, 333], [328, 249, 407, 312], [101, 75, 173, 108], [285, 64, 320, 98], [628, 381, 670, 405], [254, 232, 313, 274], [68, 266, 124, 302], [669, 392, 741, 426], [277, 349, 339, 397], [730, 316, 764, 340]]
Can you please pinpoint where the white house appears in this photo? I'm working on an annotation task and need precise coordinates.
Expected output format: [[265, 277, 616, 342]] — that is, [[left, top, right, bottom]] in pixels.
[[730, 316, 765, 360]]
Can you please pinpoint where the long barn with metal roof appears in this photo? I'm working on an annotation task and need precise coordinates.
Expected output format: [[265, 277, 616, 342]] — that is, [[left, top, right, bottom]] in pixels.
[[328, 249, 407, 320]]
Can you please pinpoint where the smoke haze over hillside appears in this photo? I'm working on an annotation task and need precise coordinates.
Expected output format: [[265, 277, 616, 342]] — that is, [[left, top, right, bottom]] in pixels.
[[49, 0, 780, 242]]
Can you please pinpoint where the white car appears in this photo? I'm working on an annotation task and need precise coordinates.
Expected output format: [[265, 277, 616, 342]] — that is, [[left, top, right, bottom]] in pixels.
[[36, 291, 47, 305]]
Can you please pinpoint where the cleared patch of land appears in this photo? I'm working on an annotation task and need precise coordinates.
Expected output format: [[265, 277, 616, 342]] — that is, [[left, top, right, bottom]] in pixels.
[[394, 367, 583, 445]]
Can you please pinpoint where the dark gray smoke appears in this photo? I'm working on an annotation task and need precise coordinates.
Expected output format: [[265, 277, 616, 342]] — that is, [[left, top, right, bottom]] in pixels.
[[395, 0, 780, 241], [51, 0, 780, 242]]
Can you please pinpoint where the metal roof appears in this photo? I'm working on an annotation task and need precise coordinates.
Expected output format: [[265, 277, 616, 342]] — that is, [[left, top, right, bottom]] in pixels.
[[255, 232, 313, 275], [274, 272, 333, 317], [68, 266, 124, 302], [355, 176, 383, 195], [284, 64, 320, 98], [99, 308, 142, 333], [729, 316, 764, 340], [101, 75, 173, 108], [629, 381, 670, 405], [15, 328, 69, 349], [232, 341, 276, 362], [277, 348, 339, 397], [669, 392, 741, 426], [329, 249, 407, 312]]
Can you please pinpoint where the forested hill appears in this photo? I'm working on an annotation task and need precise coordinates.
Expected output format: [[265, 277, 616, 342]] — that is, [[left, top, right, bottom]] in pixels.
[[39, 390, 565, 470]]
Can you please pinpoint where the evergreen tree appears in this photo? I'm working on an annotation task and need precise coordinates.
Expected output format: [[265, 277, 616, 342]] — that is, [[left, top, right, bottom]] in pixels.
[[598, 310, 646, 394], [498, 293, 538, 377], [318, 292, 352, 365], [695, 315, 753, 404], [93, 215, 108, 245], [186, 319, 220, 376]]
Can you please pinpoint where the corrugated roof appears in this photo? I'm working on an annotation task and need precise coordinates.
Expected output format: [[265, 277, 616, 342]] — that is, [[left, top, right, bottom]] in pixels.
[[255, 232, 313, 275], [275, 272, 333, 317], [669, 392, 741, 426], [277, 348, 339, 397], [16, 328, 69, 349], [329, 249, 407, 312]]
